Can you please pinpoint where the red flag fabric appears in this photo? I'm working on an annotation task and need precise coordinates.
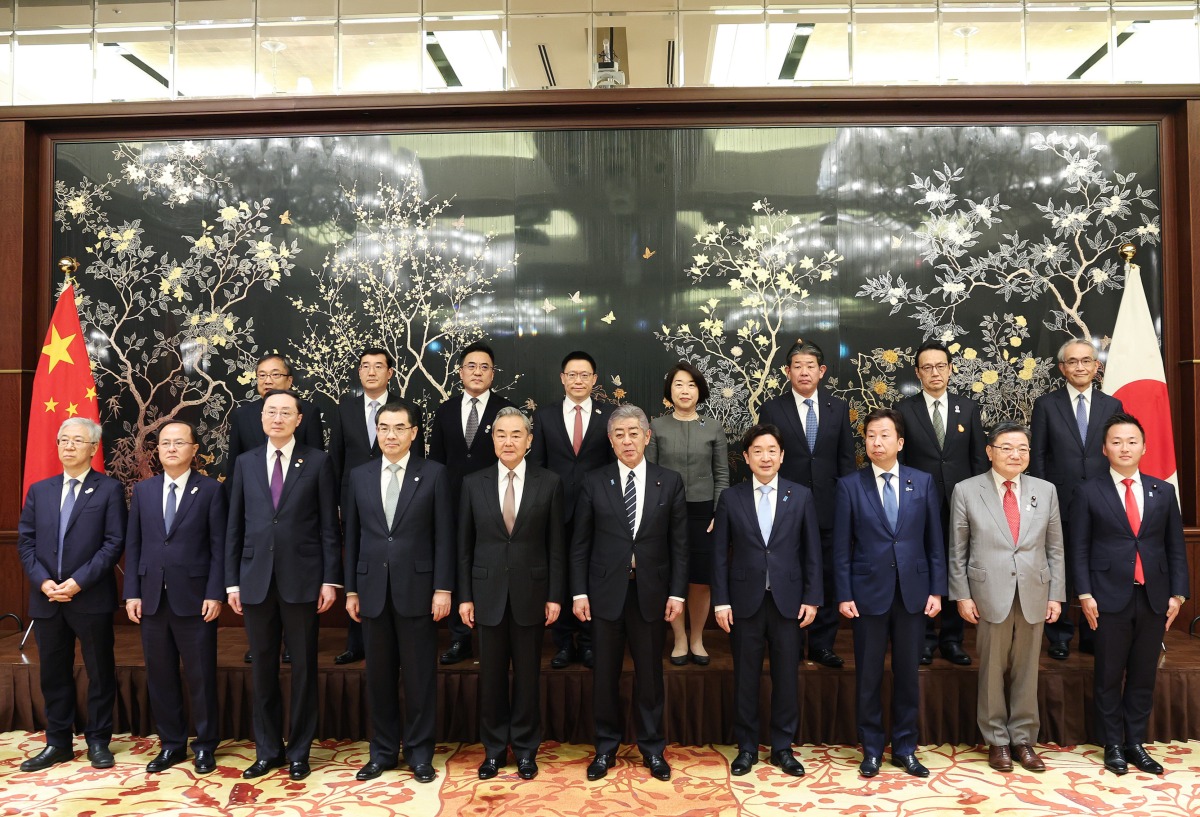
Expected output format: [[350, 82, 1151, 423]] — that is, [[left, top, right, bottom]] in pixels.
[[23, 284, 104, 499]]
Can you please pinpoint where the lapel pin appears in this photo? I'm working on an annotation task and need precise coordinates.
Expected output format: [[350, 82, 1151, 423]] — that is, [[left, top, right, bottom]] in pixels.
[[957, 424, 965, 433], [484, 425, 492, 434], [594, 408, 601, 414], [954, 405, 961, 414], [85, 487, 94, 494], [1147, 490, 1154, 497], [610, 478, 616, 487], [190, 486, 199, 495], [1030, 496, 1038, 508]]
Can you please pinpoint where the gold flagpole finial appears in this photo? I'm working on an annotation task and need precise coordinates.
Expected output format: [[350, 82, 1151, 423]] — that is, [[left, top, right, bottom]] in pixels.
[[58, 256, 79, 285], [1118, 242, 1136, 263]]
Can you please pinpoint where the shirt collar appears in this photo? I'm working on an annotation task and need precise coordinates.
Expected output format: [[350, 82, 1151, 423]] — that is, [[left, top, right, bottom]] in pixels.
[[1068, 383, 1094, 401], [565, 396, 593, 415], [620, 458, 647, 484], [500, 458, 528, 481], [464, 390, 491, 406], [871, 462, 900, 481], [922, 390, 949, 409], [991, 469, 1021, 491], [63, 468, 91, 486], [164, 469, 192, 492], [382, 451, 411, 472], [1111, 468, 1140, 488], [363, 391, 387, 410], [792, 388, 818, 407], [270, 437, 297, 460], [752, 474, 780, 494]]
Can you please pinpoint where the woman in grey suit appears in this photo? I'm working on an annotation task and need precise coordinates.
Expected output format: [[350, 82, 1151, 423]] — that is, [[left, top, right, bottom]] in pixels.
[[647, 362, 729, 664]]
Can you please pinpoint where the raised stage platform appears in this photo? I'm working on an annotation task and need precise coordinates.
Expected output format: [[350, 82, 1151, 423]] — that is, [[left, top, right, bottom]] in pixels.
[[2, 626, 1199, 746]]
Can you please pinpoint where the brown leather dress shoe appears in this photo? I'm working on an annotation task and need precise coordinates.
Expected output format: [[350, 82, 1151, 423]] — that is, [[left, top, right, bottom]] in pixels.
[[987, 744, 1013, 772], [1012, 744, 1046, 772]]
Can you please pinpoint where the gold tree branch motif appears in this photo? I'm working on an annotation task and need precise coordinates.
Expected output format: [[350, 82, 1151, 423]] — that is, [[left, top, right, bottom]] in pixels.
[[656, 199, 842, 440], [826, 347, 915, 467]]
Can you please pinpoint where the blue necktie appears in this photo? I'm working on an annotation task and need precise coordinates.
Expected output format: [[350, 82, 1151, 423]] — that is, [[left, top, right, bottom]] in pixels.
[[882, 473, 898, 531], [804, 398, 818, 452], [1075, 394, 1088, 443], [624, 470, 637, 536], [758, 484, 773, 590], [58, 478, 79, 579], [164, 482, 178, 534]]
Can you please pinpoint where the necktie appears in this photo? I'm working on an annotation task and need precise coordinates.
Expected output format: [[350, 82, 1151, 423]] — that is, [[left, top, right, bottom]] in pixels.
[[1122, 478, 1145, 584], [1003, 480, 1020, 546], [882, 473, 898, 531], [384, 462, 402, 529], [503, 470, 517, 534], [1076, 393, 1088, 444], [624, 470, 637, 537], [165, 482, 177, 534], [932, 400, 945, 448], [572, 405, 583, 455], [758, 484, 773, 590], [270, 449, 284, 509], [368, 400, 380, 448], [803, 398, 818, 452], [465, 397, 480, 448], [57, 478, 79, 578]]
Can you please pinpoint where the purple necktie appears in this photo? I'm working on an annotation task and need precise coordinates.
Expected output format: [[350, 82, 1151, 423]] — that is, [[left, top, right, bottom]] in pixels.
[[271, 449, 284, 509]]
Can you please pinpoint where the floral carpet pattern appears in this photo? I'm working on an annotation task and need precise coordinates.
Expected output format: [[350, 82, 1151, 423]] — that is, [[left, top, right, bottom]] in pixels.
[[0, 733, 1197, 816]]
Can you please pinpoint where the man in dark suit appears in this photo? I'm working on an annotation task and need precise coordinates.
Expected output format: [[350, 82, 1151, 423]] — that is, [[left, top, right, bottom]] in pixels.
[[571, 404, 688, 782], [1030, 338, 1124, 659], [344, 399, 454, 784], [528, 349, 614, 669], [896, 340, 988, 666], [428, 341, 513, 664], [17, 418, 126, 772], [759, 339, 856, 668], [833, 408, 945, 779], [459, 407, 566, 780], [713, 423, 821, 778], [225, 389, 342, 782], [124, 420, 225, 775], [1071, 412, 1189, 776]]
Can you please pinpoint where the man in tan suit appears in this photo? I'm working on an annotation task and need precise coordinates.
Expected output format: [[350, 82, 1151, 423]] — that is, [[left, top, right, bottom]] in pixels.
[[949, 421, 1065, 774]]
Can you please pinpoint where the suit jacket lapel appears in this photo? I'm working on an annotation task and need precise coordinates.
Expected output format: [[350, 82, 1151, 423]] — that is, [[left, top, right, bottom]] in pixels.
[[1100, 474, 1137, 536], [605, 467, 634, 540], [778, 394, 809, 454], [170, 472, 201, 532], [768, 484, 795, 547], [741, 483, 767, 547], [1084, 391, 1109, 448], [639, 468, 663, 540], [978, 477, 1013, 544], [390, 457, 424, 532], [1055, 389, 1086, 452], [580, 406, 607, 454], [860, 469, 890, 533], [482, 468, 508, 534], [509, 468, 540, 537], [251, 445, 274, 503], [275, 445, 308, 510], [145, 474, 167, 538], [65, 471, 101, 533], [912, 395, 941, 452]]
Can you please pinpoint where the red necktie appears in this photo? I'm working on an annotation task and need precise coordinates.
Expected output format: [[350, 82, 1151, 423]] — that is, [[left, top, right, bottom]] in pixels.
[[1003, 481, 1020, 546], [1122, 478, 1145, 584], [572, 405, 583, 455]]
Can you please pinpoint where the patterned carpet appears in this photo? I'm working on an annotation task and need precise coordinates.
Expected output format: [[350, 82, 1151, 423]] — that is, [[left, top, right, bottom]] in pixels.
[[1, 733, 1198, 816]]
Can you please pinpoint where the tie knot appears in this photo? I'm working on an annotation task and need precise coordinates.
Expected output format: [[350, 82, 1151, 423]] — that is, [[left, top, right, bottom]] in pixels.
[[506, 469, 516, 482], [804, 398, 814, 408], [387, 463, 402, 475], [69, 478, 79, 488], [470, 396, 479, 405], [168, 482, 177, 493], [625, 470, 635, 484], [1004, 480, 1014, 491], [275, 449, 283, 459], [574, 405, 582, 413], [759, 484, 772, 496], [1122, 478, 1135, 488], [369, 399, 379, 408], [882, 473, 893, 485], [933, 400, 941, 409], [1078, 394, 1087, 404]]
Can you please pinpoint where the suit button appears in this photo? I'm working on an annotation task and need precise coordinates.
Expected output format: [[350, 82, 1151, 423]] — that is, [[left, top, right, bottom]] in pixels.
[[890, 563, 896, 568], [1011, 572, 1016, 576], [388, 537, 394, 541], [383, 562, 388, 568], [273, 519, 278, 524]]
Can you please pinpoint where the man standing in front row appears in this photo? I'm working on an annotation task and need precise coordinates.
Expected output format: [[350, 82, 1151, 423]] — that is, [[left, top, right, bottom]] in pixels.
[[833, 408, 945, 779], [712, 423, 821, 778], [572, 405, 688, 782], [125, 420, 226, 775], [226, 389, 342, 782], [18, 418, 126, 772], [949, 421, 1064, 774], [344, 400, 454, 785], [1071, 413, 1189, 775], [459, 407, 565, 780]]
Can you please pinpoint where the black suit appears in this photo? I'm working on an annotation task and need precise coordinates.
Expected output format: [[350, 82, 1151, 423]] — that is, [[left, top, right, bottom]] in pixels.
[[225, 442, 342, 763], [1030, 386, 1123, 646], [711, 478, 822, 754], [759, 387, 856, 655], [896, 391, 988, 650], [344, 455, 455, 767], [224, 397, 324, 492], [570, 461, 688, 757], [18, 471, 126, 750], [529, 399, 615, 652], [428, 390, 513, 643], [125, 471, 226, 753], [1070, 473, 1189, 745], [459, 463, 565, 759]]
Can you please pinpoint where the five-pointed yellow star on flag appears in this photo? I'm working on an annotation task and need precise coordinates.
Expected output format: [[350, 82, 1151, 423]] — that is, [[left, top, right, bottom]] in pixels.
[[85, 387, 97, 400], [43, 397, 59, 413], [65, 402, 79, 417], [41, 325, 76, 373]]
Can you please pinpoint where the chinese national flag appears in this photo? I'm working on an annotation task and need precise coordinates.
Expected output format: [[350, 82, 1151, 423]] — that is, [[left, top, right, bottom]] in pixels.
[[23, 284, 104, 499]]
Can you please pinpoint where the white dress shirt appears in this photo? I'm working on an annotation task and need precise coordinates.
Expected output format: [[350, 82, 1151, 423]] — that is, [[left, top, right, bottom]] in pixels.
[[871, 462, 902, 505], [1068, 383, 1094, 424], [1110, 468, 1143, 519], [266, 437, 297, 485], [380, 451, 412, 506], [162, 469, 192, 516], [990, 469, 1021, 500], [498, 458, 528, 514], [61, 468, 90, 506], [364, 391, 387, 436], [922, 389, 949, 424], [713, 474, 779, 613], [792, 389, 819, 438], [461, 390, 492, 436], [563, 397, 594, 438]]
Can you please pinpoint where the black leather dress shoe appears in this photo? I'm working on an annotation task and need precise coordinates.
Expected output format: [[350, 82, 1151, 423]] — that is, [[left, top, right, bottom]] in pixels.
[[146, 748, 188, 773], [517, 758, 538, 779], [586, 753, 616, 780], [244, 650, 253, 664], [940, 643, 972, 665], [550, 647, 575, 669], [669, 652, 690, 666], [859, 755, 882, 778], [1048, 642, 1070, 660], [770, 749, 805, 777], [1104, 745, 1128, 774], [193, 750, 216, 774], [1124, 744, 1163, 774], [289, 760, 311, 780], [440, 640, 472, 665], [87, 742, 115, 769], [581, 648, 595, 669], [412, 763, 436, 783], [242, 755, 286, 779], [643, 753, 671, 781], [20, 745, 74, 772], [334, 650, 364, 665], [731, 750, 757, 776], [891, 753, 930, 777], [810, 648, 844, 668], [920, 645, 934, 665], [478, 755, 506, 779], [282, 648, 292, 664], [356, 760, 396, 780]]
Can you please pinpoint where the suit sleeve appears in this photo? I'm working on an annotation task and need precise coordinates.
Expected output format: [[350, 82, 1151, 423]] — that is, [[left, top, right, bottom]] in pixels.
[[428, 407, 447, 464], [205, 482, 229, 601], [667, 473, 690, 598], [124, 488, 144, 600], [300, 400, 326, 451], [569, 477, 596, 598], [528, 410, 547, 468], [799, 491, 823, 607], [412, 403, 427, 458], [947, 484, 971, 601], [17, 488, 50, 587], [328, 403, 346, 488], [710, 492, 732, 609], [645, 421, 659, 464], [432, 466, 457, 593], [546, 476, 566, 605], [224, 457, 247, 589], [832, 477, 854, 603], [967, 402, 988, 476], [317, 455, 343, 586], [456, 482, 476, 604], [342, 473, 361, 595], [923, 476, 947, 596], [1029, 400, 1048, 479], [835, 407, 856, 477], [1046, 488, 1066, 602], [225, 408, 246, 488], [71, 482, 127, 591], [1165, 486, 1190, 599], [711, 426, 729, 504], [1068, 486, 1093, 600]]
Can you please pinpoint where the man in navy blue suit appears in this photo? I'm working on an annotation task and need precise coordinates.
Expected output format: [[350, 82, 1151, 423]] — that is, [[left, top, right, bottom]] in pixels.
[[759, 339, 856, 668], [225, 389, 342, 782], [833, 407, 945, 779], [712, 423, 822, 778], [1071, 412, 1189, 776], [125, 420, 226, 775], [17, 417, 126, 772]]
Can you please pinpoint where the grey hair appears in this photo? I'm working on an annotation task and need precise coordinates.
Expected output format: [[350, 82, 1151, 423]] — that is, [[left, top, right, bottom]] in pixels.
[[59, 417, 102, 444], [607, 404, 650, 433], [1056, 338, 1098, 363], [494, 405, 533, 433], [987, 420, 1031, 446]]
